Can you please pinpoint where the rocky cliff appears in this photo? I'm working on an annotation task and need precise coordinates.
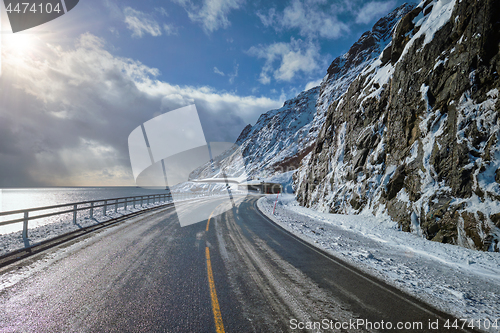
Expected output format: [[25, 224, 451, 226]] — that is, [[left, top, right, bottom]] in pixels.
[[295, 0, 500, 251], [190, 86, 320, 181], [190, 4, 414, 182]]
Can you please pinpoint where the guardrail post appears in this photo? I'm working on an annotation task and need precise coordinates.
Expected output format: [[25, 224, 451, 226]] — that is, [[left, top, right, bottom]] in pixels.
[[124, 198, 128, 211], [115, 200, 118, 213], [133, 198, 136, 208], [103, 200, 107, 215], [90, 202, 94, 219], [22, 211, 29, 239], [141, 196, 143, 207], [73, 204, 77, 224]]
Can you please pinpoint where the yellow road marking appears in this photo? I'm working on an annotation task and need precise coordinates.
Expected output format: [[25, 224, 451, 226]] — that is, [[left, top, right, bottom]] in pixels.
[[206, 247, 225, 333], [206, 199, 232, 232], [204, 199, 242, 331], [206, 211, 213, 232]]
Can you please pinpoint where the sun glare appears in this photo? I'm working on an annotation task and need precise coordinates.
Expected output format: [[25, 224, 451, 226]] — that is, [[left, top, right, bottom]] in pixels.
[[3, 33, 40, 55]]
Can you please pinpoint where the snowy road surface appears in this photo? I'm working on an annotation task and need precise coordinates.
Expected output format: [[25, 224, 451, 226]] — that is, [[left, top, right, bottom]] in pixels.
[[0, 196, 477, 332]]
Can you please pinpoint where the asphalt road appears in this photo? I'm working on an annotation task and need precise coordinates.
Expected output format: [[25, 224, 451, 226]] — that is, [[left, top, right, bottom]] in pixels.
[[0, 195, 474, 332]]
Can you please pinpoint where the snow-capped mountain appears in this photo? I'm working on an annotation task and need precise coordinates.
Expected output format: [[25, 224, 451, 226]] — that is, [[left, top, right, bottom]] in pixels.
[[190, 3, 414, 182], [317, 2, 416, 114], [295, 0, 500, 251], [189, 86, 319, 184], [190, 0, 500, 252]]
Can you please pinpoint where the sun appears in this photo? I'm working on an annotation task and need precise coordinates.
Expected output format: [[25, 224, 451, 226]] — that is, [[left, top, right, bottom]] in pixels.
[[2, 33, 40, 55]]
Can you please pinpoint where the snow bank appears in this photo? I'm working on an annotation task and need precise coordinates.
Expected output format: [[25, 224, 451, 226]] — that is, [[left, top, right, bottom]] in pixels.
[[258, 194, 500, 331]]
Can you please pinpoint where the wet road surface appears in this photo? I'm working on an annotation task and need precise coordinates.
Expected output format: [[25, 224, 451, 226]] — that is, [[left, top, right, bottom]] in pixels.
[[0, 195, 474, 332]]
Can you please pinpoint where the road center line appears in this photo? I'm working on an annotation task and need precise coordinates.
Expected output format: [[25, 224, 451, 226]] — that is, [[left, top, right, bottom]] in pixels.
[[206, 212, 213, 232], [206, 200, 232, 232], [205, 246, 225, 333]]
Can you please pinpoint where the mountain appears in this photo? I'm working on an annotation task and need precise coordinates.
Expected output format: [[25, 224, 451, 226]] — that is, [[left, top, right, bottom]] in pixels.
[[295, 0, 500, 251], [190, 3, 415, 182]]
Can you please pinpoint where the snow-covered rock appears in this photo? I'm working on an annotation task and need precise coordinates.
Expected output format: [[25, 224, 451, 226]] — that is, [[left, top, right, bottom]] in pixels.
[[295, 0, 500, 251], [190, 3, 415, 185]]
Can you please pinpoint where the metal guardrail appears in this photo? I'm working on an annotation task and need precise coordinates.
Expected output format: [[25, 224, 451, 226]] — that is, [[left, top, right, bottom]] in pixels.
[[0, 193, 173, 239], [0, 189, 247, 240], [0, 201, 178, 268]]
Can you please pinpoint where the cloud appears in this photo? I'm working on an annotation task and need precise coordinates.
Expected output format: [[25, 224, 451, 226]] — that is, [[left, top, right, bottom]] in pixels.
[[355, 0, 396, 24], [304, 78, 322, 90], [105, 4, 178, 38], [163, 24, 179, 36], [228, 64, 238, 84], [248, 38, 322, 84], [155, 7, 169, 16], [0, 33, 281, 186], [214, 64, 238, 84], [124, 7, 163, 38], [214, 67, 225, 76], [258, 0, 350, 39], [103, 0, 123, 20], [256, 8, 277, 27], [172, 0, 244, 33]]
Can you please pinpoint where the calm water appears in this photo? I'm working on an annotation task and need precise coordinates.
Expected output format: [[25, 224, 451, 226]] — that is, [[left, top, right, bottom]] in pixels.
[[0, 187, 169, 212], [0, 187, 169, 234]]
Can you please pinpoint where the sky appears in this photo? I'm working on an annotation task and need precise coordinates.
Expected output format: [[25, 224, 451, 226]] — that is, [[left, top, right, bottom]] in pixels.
[[0, 0, 409, 187]]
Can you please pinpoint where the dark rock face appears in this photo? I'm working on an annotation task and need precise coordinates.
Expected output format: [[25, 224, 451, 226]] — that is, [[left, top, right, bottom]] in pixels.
[[295, 0, 500, 251], [235, 87, 320, 177], [320, 3, 416, 112], [193, 5, 416, 184], [326, 3, 416, 77], [235, 124, 252, 145], [190, 87, 321, 181], [384, 165, 406, 201]]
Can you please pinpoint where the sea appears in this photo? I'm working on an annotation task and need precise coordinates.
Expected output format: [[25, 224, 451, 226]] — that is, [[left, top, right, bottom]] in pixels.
[[0, 187, 169, 234]]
